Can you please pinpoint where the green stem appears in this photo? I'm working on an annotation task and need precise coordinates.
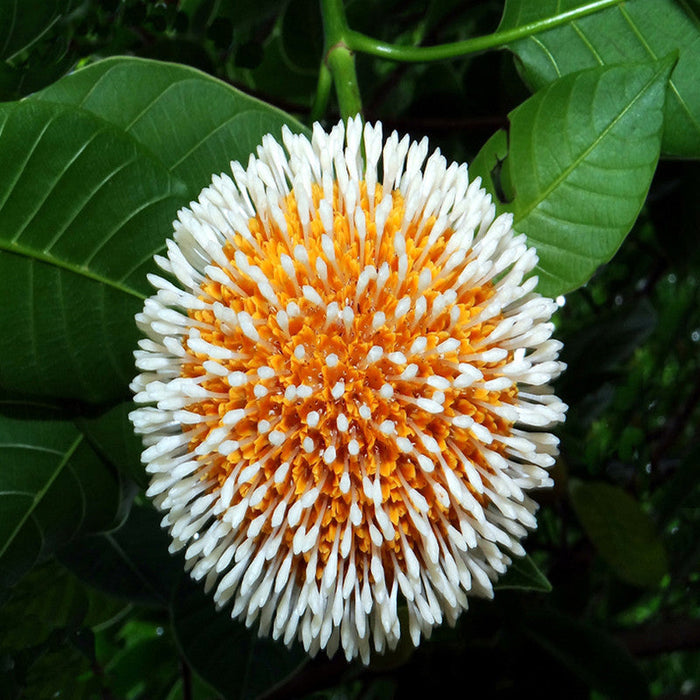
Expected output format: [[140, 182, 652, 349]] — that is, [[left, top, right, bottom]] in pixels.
[[320, 0, 363, 120], [346, 0, 623, 62], [310, 61, 332, 123]]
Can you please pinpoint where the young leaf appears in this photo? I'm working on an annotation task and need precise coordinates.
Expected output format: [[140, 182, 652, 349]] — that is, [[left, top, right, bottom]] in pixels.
[[569, 480, 668, 587], [468, 129, 511, 207], [499, 0, 700, 157], [0, 401, 122, 587], [504, 58, 672, 297], [495, 554, 552, 592], [0, 57, 308, 404]]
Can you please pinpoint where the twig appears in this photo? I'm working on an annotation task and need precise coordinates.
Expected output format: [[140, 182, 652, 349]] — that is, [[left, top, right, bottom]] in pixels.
[[616, 619, 700, 656]]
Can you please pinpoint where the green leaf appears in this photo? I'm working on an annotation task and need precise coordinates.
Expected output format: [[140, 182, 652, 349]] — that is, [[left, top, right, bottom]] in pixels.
[[569, 480, 668, 587], [0, 0, 66, 61], [0, 57, 308, 404], [0, 560, 126, 656], [495, 554, 552, 592], [171, 576, 307, 700], [0, 401, 122, 587], [525, 608, 650, 700], [60, 503, 183, 607], [0, 563, 88, 652], [469, 129, 511, 205], [76, 402, 147, 489], [104, 633, 180, 700], [23, 643, 95, 700], [504, 58, 672, 296], [499, 0, 700, 157], [34, 58, 308, 194]]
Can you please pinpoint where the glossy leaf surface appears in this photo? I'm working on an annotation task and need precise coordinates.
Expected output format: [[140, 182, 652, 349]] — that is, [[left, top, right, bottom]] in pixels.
[[500, 0, 700, 156], [504, 58, 671, 296], [0, 57, 306, 403]]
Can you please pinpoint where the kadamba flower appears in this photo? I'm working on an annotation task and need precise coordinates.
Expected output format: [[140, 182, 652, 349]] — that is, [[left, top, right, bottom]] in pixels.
[[130, 117, 566, 663]]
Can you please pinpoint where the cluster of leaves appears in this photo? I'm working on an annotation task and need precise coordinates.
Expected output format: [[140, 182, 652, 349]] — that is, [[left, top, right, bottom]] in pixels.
[[0, 0, 698, 698]]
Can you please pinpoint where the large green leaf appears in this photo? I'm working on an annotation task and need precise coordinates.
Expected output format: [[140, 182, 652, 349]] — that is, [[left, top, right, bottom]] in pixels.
[[569, 480, 668, 587], [0, 100, 184, 404], [0, 400, 122, 587], [171, 576, 308, 700], [33, 58, 307, 195], [503, 58, 671, 296], [499, 0, 700, 157], [0, 57, 307, 404]]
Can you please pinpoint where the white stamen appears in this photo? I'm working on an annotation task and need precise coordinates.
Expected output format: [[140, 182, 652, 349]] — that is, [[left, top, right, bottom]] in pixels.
[[366, 346, 383, 364], [326, 353, 339, 367], [269, 430, 285, 446], [331, 381, 345, 399], [379, 383, 394, 399]]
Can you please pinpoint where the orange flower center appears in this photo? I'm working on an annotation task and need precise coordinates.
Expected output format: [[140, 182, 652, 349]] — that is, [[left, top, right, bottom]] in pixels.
[[181, 182, 516, 583]]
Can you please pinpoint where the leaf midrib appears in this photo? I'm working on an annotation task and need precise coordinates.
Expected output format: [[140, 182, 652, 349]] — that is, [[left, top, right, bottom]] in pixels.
[[0, 99, 184, 301], [513, 62, 665, 223], [0, 242, 147, 300]]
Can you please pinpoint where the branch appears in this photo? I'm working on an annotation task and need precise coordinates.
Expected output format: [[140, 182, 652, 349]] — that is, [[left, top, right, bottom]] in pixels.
[[346, 0, 624, 63], [617, 619, 700, 656], [320, 0, 363, 120]]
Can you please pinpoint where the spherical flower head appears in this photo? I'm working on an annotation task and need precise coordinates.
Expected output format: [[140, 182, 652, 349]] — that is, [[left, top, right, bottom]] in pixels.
[[130, 117, 567, 663]]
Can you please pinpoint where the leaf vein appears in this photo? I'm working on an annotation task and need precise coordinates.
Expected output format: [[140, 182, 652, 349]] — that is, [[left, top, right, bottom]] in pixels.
[[43, 153, 139, 254], [515, 65, 665, 223], [0, 113, 58, 218], [0, 245, 146, 300]]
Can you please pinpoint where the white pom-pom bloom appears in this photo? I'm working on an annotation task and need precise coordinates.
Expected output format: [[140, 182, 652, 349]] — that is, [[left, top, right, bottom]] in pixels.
[[130, 117, 566, 664]]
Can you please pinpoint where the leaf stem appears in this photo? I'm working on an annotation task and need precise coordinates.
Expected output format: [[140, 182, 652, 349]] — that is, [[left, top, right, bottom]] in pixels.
[[345, 0, 624, 63], [310, 62, 332, 123], [320, 0, 363, 120]]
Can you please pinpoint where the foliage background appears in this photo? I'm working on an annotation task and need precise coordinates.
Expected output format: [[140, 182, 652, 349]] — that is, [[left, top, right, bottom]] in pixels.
[[0, 0, 698, 698]]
